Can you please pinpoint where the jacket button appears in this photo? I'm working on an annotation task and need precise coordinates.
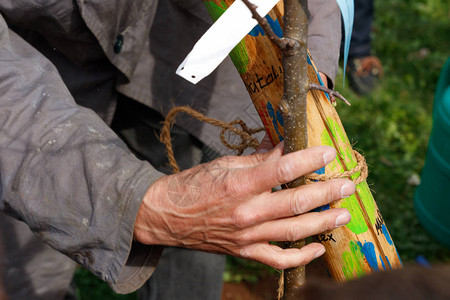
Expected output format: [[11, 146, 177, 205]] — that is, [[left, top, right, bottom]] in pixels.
[[114, 34, 124, 54]]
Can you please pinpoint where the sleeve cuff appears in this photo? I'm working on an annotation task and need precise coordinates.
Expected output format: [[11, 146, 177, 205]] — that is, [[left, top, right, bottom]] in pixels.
[[112, 242, 164, 294], [108, 164, 165, 294]]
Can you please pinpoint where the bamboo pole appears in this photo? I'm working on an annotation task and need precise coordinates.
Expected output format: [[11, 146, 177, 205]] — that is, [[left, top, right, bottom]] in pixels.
[[203, 0, 402, 285]]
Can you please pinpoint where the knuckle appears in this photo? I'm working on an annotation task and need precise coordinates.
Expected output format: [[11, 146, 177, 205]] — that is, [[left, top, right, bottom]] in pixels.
[[305, 160, 319, 172], [271, 260, 286, 270], [320, 212, 338, 231], [301, 152, 323, 172], [233, 230, 251, 246], [275, 163, 292, 184], [216, 155, 233, 166], [239, 247, 252, 258], [296, 255, 310, 267], [286, 225, 303, 241], [233, 207, 257, 228], [321, 182, 340, 204], [272, 256, 307, 270], [252, 152, 266, 164], [290, 189, 310, 215], [329, 179, 346, 201], [331, 181, 342, 200]]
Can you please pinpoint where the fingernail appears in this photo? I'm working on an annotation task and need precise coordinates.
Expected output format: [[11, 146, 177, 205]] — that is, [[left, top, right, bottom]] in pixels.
[[323, 148, 336, 164], [340, 181, 356, 198], [335, 211, 351, 227], [314, 247, 326, 259]]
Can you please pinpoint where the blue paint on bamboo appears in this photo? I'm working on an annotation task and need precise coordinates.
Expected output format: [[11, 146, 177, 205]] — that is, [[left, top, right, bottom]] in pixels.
[[380, 255, 387, 270], [249, 15, 283, 38], [357, 241, 379, 271], [313, 204, 331, 212], [385, 256, 392, 269], [315, 167, 325, 175], [266, 101, 283, 141], [396, 248, 403, 266], [381, 224, 393, 245], [307, 54, 331, 101]]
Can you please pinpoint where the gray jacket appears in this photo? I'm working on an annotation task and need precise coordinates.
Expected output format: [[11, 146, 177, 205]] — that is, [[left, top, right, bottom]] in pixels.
[[0, 0, 341, 294]]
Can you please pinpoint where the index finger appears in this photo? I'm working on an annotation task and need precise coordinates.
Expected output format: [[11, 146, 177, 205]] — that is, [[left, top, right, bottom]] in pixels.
[[230, 146, 336, 195]]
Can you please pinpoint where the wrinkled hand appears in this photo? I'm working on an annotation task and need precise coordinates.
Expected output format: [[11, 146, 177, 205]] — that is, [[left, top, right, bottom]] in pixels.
[[134, 145, 355, 270]]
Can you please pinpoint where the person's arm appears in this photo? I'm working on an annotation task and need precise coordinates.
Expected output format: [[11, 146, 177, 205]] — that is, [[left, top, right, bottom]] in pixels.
[[0, 14, 163, 293]]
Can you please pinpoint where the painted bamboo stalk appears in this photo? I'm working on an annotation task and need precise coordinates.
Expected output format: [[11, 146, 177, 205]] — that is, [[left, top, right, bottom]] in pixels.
[[203, 0, 402, 282]]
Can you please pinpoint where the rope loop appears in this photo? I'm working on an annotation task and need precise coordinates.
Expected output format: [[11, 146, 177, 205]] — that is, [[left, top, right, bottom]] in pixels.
[[219, 119, 264, 155], [160, 106, 368, 186], [305, 150, 368, 185], [160, 106, 264, 173]]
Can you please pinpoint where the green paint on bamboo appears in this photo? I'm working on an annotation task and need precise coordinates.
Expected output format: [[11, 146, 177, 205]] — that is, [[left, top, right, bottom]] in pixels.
[[341, 240, 367, 280], [229, 42, 249, 74], [204, 0, 227, 22], [321, 128, 334, 148], [321, 129, 345, 173], [204, 1, 249, 74], [340, 195, 369, 234], [321, 126, 369, 234], [325, 117, 354, 167], [357, 182, 377, 224], [321, 118, 379, 228]]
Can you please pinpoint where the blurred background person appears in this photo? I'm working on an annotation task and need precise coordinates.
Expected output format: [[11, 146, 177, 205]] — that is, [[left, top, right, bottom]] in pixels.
[[344, 0, 383, 95]]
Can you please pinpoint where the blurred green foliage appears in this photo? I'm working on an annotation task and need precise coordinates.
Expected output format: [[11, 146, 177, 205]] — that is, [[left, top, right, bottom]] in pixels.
[[75, 0, 450, 297]]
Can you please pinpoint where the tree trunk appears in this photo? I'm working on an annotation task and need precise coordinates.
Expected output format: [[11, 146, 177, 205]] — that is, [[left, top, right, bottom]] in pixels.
[[278, 0, 309, 298]]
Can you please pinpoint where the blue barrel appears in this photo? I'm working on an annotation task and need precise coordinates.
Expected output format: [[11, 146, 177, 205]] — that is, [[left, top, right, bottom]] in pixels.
[[414, 58, 450, 248]]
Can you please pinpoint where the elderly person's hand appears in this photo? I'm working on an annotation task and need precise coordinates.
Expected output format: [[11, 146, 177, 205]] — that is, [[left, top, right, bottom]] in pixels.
[[134, 145, 354, 270]]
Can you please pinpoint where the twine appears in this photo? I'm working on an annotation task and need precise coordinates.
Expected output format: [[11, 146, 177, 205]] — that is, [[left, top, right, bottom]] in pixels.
[[160, 106, 264, 173], [305, 150, 368, 185], [277, 272, 284, 299], [160, 106, 368, 185]]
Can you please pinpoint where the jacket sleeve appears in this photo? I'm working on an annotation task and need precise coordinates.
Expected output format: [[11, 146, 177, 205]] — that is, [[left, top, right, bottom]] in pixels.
[[0, 14, 164, 294], [308, 0, 342, 87]]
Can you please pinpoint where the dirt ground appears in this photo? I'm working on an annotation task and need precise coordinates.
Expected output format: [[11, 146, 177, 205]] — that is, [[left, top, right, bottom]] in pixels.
[[221, 275, 279, 300], [221, 258, 330, 300]]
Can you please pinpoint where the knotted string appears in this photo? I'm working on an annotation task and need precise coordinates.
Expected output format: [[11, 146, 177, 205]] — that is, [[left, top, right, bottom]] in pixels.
[[160, 106, 264, 173], [160, 106, 368, 184]]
